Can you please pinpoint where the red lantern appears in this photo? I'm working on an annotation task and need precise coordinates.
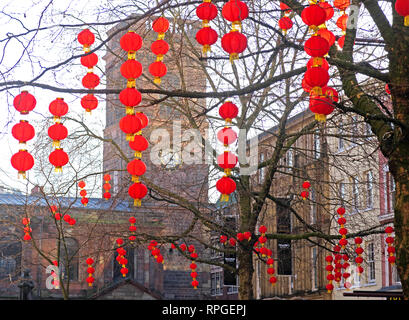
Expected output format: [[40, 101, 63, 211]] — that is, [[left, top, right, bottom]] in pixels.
[[12, 120, 35, 144], [338, 35, 346, 48], [307, 57, 329, 71], [219, 101, 239, 123], [302, 181, 311, 189], [222, 0, 249, 29], [259, 225, 267, 234], [304, 36, 330, 58], [196, 2, 218, 23], [129, 135, 149, 158], [217, 151, 238, 175], [80, 52, 98, 68], [103, 192, 111, 200], [13, 91, 36, 114], [119, 114, 142, 141], [319, 2, 334, 21], [80, 189, 87, 197], [304, 66, 330, 94], [49, 98, 69, 121], [120, 60, 143, 80], [334, 0, 351, 11], [81, 94, 98, 113], [322, 86, 339, 103], [127, 159, 147, 181], [149, 61, 167, 84], [196, 27, 218, 54], [278, 17, 293, 34], [301, 5, 327, 30], [119, 88, 142, 110], [152, 17, 170, 34], [395, 0, 409, 26], [11, 150, 34, 178], [78, 180, 86, 189], [135, 112, 149, 129], [120, 31, 143, 52], [82, 72, 100, 89], [128, 182, 148, 206], [221, 31, 247, 61], [48, 123, 68, 147], [336, 14, 349, 31], [78, 29, 95, 48], [49, 148, 69, 172], [217, 127, 238, 146], [150, 40, 169, 57], [216, 176, 236, 201], [301, 190, 309, 200], [280, 2, 291, 13], [81, 197, 89, 206], [309, 95, 334, 122], [317, 28, 336, 47]]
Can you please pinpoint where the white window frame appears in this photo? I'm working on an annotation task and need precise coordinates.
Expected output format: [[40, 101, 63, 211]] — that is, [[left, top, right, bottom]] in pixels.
[[366, 171, 374, 209], [367, 242, 376, 283]]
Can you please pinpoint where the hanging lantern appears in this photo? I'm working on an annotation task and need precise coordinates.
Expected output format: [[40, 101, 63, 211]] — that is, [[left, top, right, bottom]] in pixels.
[[336, 14, 349, 33], [222, 0, 249, 30], [129, 135, 149, 158], [120, 31, 143, 53], [319, 1, 334, 21], [334, 0, 351, 12], [309, 95, 334, 122], [217, 151, 238, 176], [77, 29, 95, 51], [217, 127, 238, 146], [128, 182, 148, 206], [49, 98, 69, 122], [81, 94, 98, 113], [119, 114, 142, 141], [103, 174, 111, 200], [48, 123, 68, 148], [301, 5, 327, 31], [317, 28, 336, 47], [120, 59, 143, 81], [11, 150, 34, 178], [149, 61, 167, 85], [395, 0, 409, 26], [304, 36, 330, 58], [216, 176, 236, 202], [13, 91, 37, 114], [219, 101, 239, 124], [196, 2, 218, 26], [325, 255, 334, 293], [12, 120, 35, 144], [195, 27, 218, 54], [307, 57, 330, 71], [354, 237, 364, 275], [385, 226, 396, 265], [278, 17, 293, 35], [150, 40, 169, 60], [300, 190, 309, 200], [152, 17, 170, 39], [49, 148, 69, 172], [304, 66, 330, 95], [119, 88, 142, 114], [80, 53, 98, 69], [302, 181, 311, 189], [127, 159, 147, 182], [82, 72, 100, 89], [221, 30, 247, 62]]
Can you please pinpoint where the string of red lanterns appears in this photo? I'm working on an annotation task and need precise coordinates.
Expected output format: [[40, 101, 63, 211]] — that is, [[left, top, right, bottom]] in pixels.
[[325, 255, 334, 293], [221, 0, 248, 62], [11, 91, 36, 179], [301, 180, 311, 200], [86, 258, 95, 287], [22, 217, 32, 241], [354, 236, 364, 276], [149, 17, 169, 84], [115, 241, 129, 277], [385, 226, 396, 265], [77, 29, 100, 114], [188, 244, 199, 290], [78, 180, 88, 207], [103, 174, 112, 200], [300, 1, 337, 122], [129, 216, 137, 243], [195, 0, 218, 54], [333, 0, 351, 49]]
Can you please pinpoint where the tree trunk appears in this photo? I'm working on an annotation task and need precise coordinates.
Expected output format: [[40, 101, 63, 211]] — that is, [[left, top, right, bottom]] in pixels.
[[237, 248, 254, 300]]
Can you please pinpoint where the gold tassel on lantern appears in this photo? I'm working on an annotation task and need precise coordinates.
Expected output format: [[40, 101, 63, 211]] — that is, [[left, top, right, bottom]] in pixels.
[[154, 77, 162, 84], [134, 199, 141, 207], [405, 16, 409, 27], [52, 140, 60, 148], [135, 151, 142, 158], [54, 166, 63, 173], [125, 106, 135, 115], [128, 51, 136, 60], [127, 79, 136, 88], [132, 176, 140, 183]]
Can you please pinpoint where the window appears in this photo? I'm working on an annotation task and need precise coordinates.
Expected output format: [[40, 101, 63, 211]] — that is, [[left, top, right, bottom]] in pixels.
[[113, 170, 119, 195], [367, 242, 376, 283], [287, 149, 293, 172], [351, 116, 358, 146], [383, 166, 396, 213], [311, 247, 318, 290], [259, 153, 265, 183], [277, 239, 292, 275], [366, 171, 374, 209], [310, 188, 317, 224], [352, 176, 359, 211], [59, 238, 79, 281], [314, 131, 321, 159], [211, 271, 223, 296], [0, 257, 16, 279], [338, 120, 344, 152]]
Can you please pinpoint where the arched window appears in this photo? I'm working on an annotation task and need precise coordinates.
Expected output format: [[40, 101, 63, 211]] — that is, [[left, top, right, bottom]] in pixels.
[[59, 238, 79, 281], [0, 241, 21, 280]]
